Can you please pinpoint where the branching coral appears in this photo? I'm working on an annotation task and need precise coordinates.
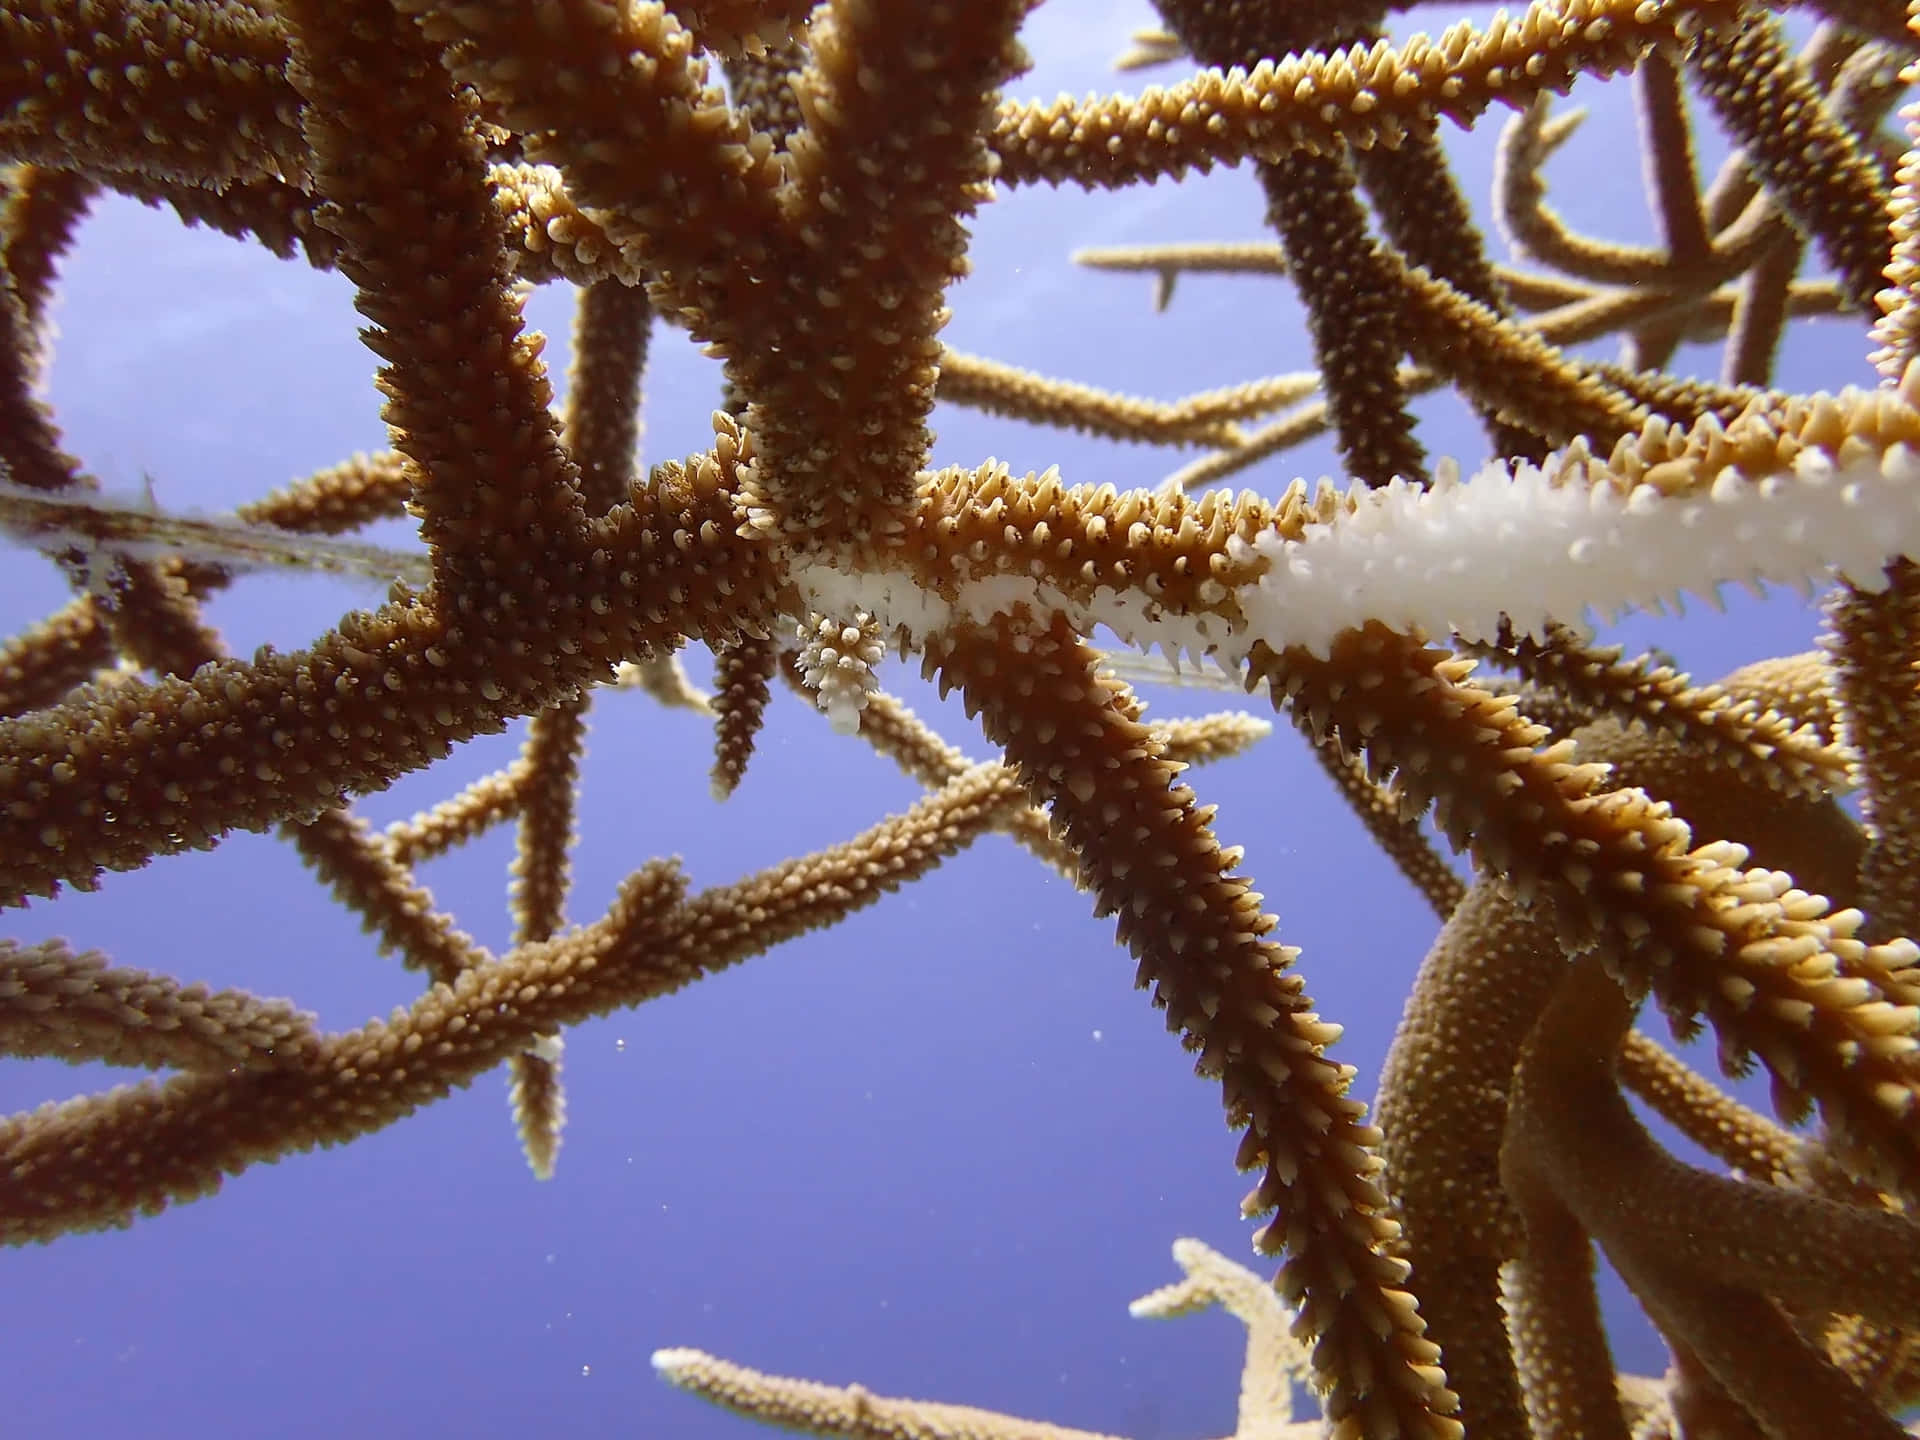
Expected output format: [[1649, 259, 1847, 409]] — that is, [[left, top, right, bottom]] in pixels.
[[6, 0, 1920, 1437]]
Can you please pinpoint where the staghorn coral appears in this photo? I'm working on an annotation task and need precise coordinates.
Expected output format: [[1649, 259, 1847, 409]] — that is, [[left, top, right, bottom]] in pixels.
[[7, 0, 1920, 1436], [654, 1237, 1334, 1440]]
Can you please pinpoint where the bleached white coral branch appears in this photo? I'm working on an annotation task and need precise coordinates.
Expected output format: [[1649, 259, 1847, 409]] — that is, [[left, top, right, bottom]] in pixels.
[[1231, 434, 1920, 654], [796, 381, 1920, 674]]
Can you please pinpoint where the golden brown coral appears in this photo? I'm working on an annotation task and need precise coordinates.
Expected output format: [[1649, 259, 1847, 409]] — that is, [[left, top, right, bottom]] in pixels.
[[9, 3, 1920, 1438]]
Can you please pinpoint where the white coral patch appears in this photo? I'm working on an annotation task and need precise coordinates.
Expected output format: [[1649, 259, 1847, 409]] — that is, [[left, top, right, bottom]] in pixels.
[[794, 439, 1920, 671], [796, 611, 887, 735], [1231, 444, 1920, 656]]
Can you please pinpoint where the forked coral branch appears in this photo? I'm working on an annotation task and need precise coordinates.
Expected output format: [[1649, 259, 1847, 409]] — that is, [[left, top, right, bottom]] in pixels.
[[9, 1, 1920, 1437]]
